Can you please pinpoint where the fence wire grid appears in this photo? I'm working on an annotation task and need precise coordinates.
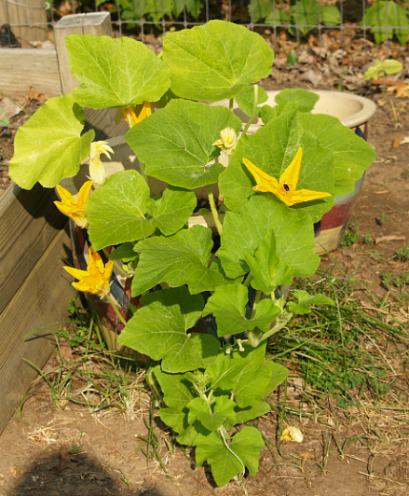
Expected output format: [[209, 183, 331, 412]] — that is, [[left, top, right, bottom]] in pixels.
[[0, 0, 408, 46]]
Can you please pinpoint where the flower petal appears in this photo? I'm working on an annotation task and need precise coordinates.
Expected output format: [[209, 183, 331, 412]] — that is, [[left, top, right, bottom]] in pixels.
[[279, 147, 303, 190]]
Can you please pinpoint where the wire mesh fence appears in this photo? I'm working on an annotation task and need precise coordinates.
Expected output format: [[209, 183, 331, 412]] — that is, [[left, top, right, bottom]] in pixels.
[[0, 1, 408, 46]]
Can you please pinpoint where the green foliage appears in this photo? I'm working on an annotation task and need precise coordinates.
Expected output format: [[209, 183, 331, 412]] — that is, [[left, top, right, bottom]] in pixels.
[[364, 59, 403, 80], [363, 1, 409, 45], [162, 20, 274, 101], [66, 35, 170, 109], [9, 20, 377, 486], [126, 99, 241, 188], [9, 94, 94, 189], [249, 0, 341, 35], [117, 0, 202, 22]]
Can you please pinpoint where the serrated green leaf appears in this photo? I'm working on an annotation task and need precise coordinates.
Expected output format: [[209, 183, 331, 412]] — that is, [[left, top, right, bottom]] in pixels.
[[141, 286, 204, 330], [219, 110, 335, 221], [153, 188, 197, 236], [203, 283, 280, 337], [126, 99, 241, 189], [235, 84, 268, 118], [195, 426, 264, 486], [9, 94, 94, 189], [118, 302, 219, 373], [159, 407, 187, 434], [291, 0, 319, 36], [208, 344, 288, 407], [163, 20, 274, 101], [218, 195, 319, 284], [287, 289, 334, 315], [153, 367, 195, 410], [188, 396, 236, 431], [275, 88, 319, 113], [66, 35, 170, 108], [132, 225, 229, 296], [234, 401, 271, 424], [363, 1, 409, 45], [86, 170, 154, 250], [297, 113, 376, 196], [321, 5, 341, 26]]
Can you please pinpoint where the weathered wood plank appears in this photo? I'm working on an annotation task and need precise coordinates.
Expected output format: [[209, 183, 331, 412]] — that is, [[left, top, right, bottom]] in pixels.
[[0, 184, 66, 314], [0, 48, 61, 97], [0, 228, 73, 432], [0, 0, 48, 42]]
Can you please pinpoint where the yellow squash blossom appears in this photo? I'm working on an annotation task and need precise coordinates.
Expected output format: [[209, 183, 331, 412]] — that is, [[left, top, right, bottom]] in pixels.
[[280, 426, 304, 443], [243, 147, 331, 207], [64, 247, 113, 298], [213, 127, 238, 155], [54, 180, 93, 228], [121, 102, 152, 127], [89, 141, 114, 184]]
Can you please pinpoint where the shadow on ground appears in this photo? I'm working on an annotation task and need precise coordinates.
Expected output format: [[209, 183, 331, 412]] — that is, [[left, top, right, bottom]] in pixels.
[[9, 448, 164, 496]]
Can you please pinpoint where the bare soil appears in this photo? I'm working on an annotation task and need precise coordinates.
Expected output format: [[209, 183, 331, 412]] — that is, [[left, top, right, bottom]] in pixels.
[[0, 38, 408, 496]]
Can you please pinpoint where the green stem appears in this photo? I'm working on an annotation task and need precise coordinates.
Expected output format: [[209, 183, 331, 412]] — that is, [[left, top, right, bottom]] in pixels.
[[105, 294, 127, 327], [218, 427, 245, 477], [208, 189, 223, 236], [242, 84, 259, 136]]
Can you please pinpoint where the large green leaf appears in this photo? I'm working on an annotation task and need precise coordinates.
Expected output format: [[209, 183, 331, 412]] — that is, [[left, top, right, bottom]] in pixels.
[[363, 1, 409, 45], [126, 99, 241, 189], [86, 170, 154, 250], [195, 427, 264, 486], [9, 94, 94, 189], [188, 396, 236, 431], [203, 283, 280, 336], [218, 195, 319, 283], [219, 110, 335, 220], [141, 286, 204, 329], [249, 0, 274, 22], [152, 188, 197, 236], [298, 113, 376, 196], [132, 225, 229, 296], [208, 344, 288, 407], [154, 367, 195, 410], [163, 20, 274, 101], [118, 302, 219, 373], [291, 0, 320, 36], [66, 35, 170, 108]]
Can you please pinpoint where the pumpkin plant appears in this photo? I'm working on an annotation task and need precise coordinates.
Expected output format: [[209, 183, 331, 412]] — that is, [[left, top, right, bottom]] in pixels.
[[9, 20, 375, 486]]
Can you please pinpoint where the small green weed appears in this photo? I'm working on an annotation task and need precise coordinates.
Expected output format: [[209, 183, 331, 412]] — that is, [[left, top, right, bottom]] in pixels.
[[362, 232, 373, 245], [381, 271, 409, 289], [341, 225, 359, 247], [393, 244, 409, 262], [375, 212, 386, 226]]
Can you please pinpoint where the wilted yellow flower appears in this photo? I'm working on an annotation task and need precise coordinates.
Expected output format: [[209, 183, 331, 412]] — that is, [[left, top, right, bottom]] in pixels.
[[54, 180, 93, 228], [213, 127, 238, 155], [88, 141, 114, 185], [280, 426, 304, 443], [243, 147, 331, 207], [121, 102, 152, 127], [64, 247, 113, 298]]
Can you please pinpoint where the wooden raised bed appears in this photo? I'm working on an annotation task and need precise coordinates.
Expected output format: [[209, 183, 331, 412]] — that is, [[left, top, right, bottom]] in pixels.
[[0, 12, 122, 433], [0, 185, 73, 432]]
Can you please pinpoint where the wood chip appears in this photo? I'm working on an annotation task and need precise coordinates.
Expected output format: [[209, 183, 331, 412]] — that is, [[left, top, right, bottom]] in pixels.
[[375, 235, 406, 244]]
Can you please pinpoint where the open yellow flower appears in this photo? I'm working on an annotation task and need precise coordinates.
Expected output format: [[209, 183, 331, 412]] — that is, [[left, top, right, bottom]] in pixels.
[[89, 141, 114, 184], [54, 180, 93, 228], [243, 147, 331, 207], [121, 102, 152, 127], [64, 247, 113, 298]]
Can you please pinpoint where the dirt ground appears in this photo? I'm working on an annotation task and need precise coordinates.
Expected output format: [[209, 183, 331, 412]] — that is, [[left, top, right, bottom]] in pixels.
[[0, 38, 408, 496]]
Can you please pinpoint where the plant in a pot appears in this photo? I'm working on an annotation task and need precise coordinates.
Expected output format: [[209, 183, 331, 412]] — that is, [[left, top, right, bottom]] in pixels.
[[9, 20, 376, 486]]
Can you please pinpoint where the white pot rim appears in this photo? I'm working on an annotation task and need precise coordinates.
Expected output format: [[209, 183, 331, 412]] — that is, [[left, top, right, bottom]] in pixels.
[[266, 89, 377, 128]]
